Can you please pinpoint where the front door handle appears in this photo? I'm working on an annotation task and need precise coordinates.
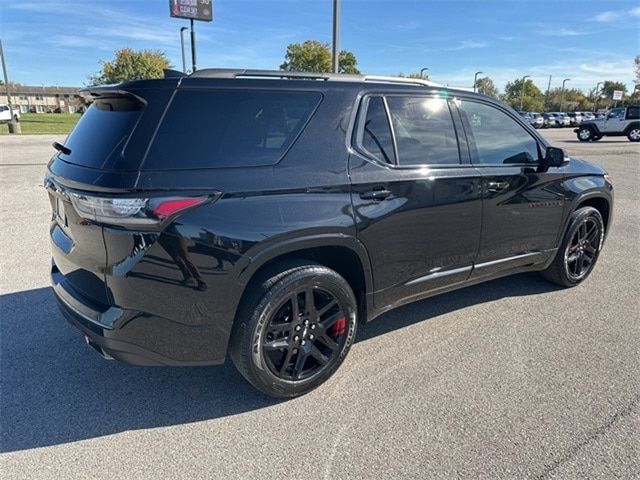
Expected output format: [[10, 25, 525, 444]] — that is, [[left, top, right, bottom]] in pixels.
[[487, 180, 510, 192], [360, 188, 392, 201]]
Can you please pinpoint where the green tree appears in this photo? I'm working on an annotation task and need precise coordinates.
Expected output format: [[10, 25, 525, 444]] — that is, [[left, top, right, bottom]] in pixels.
[[634, 55, 640, 84], [594, 81, 628, 109], [545, 87, 590, 111], [502, 78, 545, 112], [89, 48, 171, 85], [280, 40, 360, 74], [475, 76, 499, 97]]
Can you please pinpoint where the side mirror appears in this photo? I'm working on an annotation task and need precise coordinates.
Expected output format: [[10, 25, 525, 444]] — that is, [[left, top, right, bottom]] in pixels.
[[542, 146, 567, 167]]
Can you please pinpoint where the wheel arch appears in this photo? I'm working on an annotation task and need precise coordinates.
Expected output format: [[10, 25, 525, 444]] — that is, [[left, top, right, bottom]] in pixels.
[[575, 196, 611, 233], [236, 235, 374, 323], [624, 121, 640, 134]]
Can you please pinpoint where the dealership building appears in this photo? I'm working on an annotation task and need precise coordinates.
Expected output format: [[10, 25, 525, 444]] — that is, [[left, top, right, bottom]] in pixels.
[[0, 85, 82, 113]]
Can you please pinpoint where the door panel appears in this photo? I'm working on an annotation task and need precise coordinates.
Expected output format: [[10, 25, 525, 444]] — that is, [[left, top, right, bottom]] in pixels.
[[454, 98, 567, 275], [475, 166, 566, 266], [350, 157, 482, 309]]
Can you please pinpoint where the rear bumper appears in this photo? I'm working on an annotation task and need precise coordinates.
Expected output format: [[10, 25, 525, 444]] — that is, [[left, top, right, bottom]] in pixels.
[[52, 264, 226, 366]]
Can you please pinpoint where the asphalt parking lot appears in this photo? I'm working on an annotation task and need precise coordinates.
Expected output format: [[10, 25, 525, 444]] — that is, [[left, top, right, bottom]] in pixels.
[[1, 129, 639, 479]]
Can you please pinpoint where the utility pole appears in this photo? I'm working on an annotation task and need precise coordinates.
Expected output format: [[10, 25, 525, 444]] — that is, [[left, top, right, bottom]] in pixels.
[[560, 78, 570, 112], [180, 27, 188, 73], [332, 0, 340, 73], [519, 75, 530, 111], [0, 39, 20, 134], [190, 18, 197, 72], [420, 67, 429, 79], [474, 71, 483, 93]]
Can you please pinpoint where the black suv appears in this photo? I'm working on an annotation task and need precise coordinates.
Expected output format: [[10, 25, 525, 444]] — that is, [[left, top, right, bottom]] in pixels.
[[47, 69, 613, 398]]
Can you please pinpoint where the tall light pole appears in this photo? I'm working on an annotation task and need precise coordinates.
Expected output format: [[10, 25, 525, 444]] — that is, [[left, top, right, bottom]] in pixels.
[[473, 71, 483, 93], [180, 27, 188, 73], [560, 78, 570, 112], [0, 39, 19, 133], [593, 81, 603, 112], [420, 67, 429, 79], [519, 75, 530, 111], [332, 0, 340, 73]]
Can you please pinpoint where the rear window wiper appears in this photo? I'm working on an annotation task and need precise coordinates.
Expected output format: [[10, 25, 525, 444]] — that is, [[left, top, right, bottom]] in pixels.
[[52, 141, 72, 155]]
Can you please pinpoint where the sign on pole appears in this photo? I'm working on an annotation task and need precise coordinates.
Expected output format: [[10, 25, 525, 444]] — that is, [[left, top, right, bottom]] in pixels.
[[612, 90, 623, 101], [170, 0, 213, 22]]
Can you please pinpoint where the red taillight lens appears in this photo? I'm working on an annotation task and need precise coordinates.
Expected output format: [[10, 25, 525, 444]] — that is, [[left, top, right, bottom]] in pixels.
[[69, 193, 214, 228], [153, 197, 207, 218]]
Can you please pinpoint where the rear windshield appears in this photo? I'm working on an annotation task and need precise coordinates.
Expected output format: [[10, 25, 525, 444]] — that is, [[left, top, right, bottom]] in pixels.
[[143, 90, 322, 170], [59, 97, 143, 168]]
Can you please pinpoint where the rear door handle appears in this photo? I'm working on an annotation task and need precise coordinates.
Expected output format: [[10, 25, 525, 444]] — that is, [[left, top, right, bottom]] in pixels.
[[360, 188, 392, 201], [487, 180, 510, 192]]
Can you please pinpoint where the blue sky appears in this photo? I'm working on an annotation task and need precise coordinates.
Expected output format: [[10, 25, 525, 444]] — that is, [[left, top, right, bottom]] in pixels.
[[1, 0, 638, 92]]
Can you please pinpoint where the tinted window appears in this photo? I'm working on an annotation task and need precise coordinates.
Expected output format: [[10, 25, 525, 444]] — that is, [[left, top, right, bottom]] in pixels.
[[57, 97, 143, 169], [386, 97, 460, 166], [145, 90, 321, 170], [361, 97, 395, 164], [458, 101, 540, 165], [626, 107, 639, 120]]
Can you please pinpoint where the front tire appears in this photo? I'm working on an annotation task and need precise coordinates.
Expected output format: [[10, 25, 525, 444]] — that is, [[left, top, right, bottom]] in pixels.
[[229, 260, 357, 398], [627, 127, 640, 142], [540, 207, 604, 287], [577, 127, 593, 141]]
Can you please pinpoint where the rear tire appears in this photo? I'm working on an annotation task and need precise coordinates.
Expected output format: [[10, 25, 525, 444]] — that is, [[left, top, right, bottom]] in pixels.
[[540, 207, 604, 287], [577, 127, 593, 142], [229, 260, 357, 398], [627, 127, 640, 142]]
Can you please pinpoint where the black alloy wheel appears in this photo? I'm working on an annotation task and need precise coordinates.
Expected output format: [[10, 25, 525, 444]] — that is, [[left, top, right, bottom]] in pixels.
[[230, 261, 357, 398], [262, 287, 349, 381], [541, 206, 604, 287], [564, 217, 601, 281]]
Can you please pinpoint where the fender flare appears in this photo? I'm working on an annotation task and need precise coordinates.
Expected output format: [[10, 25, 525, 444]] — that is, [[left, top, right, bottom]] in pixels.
[[624, 121, 640, 134], [236, 233, 374, 294]]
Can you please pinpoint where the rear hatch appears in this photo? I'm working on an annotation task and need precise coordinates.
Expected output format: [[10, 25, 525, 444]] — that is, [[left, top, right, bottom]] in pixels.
[[46, 80, 176, 306]]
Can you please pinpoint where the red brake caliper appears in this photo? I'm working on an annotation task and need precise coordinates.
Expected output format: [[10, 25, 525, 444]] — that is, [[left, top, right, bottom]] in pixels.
[[329, 316, 347, 337]]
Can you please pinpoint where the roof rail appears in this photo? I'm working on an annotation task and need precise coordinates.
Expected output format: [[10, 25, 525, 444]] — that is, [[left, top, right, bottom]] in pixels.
[[363, 75, 442, 88], [189, 68, 363, 81]]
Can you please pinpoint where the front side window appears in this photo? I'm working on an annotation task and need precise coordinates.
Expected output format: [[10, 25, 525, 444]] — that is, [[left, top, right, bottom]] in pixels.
[[386, 96, 460, 166], [360, 96, 395, 164], [458, 100, 540, 165], [607, 108, 624, 119]]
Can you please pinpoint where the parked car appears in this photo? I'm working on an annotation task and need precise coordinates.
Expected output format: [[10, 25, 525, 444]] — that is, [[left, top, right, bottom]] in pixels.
[[541, 112, 557, 128], [551, 112, 571, 127], [576, 105, 640, 142], [580, 111, 595, 122], [529, 112, 544, 129], [0, 104, 20, 123], [46, 69, 614, 398], [566, 112, 582, 126]]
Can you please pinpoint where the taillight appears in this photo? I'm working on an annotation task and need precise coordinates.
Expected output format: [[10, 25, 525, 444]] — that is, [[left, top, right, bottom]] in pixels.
[[69, 193, 214, 228]]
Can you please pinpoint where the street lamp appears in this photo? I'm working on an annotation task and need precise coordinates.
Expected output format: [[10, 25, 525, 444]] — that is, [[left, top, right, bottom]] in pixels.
[[180, 27, 188, 73], [560, 78, 570, 112], [420, 67, 429, 79], [592, 81, 603, 112], [519, 75, 530, 111], [332, 0, 340, 73], [473, 71, 483, 93]]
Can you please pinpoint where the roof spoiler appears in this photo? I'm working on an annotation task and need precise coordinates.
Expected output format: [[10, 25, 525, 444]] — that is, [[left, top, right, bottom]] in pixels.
[[164, 69, 187, 79]]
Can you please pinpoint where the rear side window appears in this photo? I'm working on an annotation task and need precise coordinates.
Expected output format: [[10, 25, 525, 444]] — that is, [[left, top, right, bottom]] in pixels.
[[360, 97, 396, 164], [60, 97, 142, 169], [386, 96, 460, 166], [627, 107, 640, 120], [144, 90, 321, 170], [458, 100, 540, 165]]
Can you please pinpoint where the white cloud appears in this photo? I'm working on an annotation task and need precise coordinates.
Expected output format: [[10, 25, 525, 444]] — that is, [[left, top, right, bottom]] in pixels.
[[537, 28, 588, 37], [592, 11, 620, 22], [447, 40, 488, 51]]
